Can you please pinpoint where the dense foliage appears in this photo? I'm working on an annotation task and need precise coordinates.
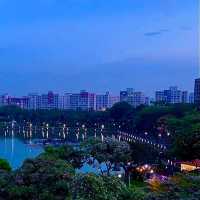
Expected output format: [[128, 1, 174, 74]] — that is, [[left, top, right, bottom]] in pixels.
[[71, 174, 131, 200], [0, 103, 199, 199], [0, 143, 135, 200], [0, 159, 11, 172], [82, 138, 132, 176], [0, 103, 195, 129], [0, 142, 199, 200]]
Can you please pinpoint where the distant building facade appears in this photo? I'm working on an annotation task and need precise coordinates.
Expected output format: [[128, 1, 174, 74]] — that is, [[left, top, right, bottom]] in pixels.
[[194, 78, 200, 106], [62, 93, 71, 110], [66, 91, 96, 111], [155, 91, 165, 102], [120, 91, 128, 102], [0, 94, 9, 107], [120, 88, 146, 108], [155, 86, 189, 104], [0, 94, 29, 109], [0, 85, 192, 111], [28, 93, 42, 110], [96, 92, 110, 111], [109, 96, 120, 108], [189, 92, 194, 104], [78, 90, 96, 111], [41, 91, 59, 110], [181, 91, 188, 104], [96, 92, 120, 111]]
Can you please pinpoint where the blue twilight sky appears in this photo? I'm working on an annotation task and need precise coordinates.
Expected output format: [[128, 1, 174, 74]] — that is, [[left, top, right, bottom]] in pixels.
[[0, 0, 199, 96]]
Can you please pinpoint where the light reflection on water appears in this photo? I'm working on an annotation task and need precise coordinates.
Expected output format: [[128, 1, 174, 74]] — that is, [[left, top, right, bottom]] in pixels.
[[0, 128, 112, 171], [0, 135, 43, 169]]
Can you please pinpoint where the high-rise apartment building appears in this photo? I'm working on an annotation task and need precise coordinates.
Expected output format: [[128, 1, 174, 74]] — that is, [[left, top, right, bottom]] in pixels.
[[0, 94, 9, 107], [194, 78, 200, 106], [120, 91, 128, 102], [79, 91, 96, 111], [109, 96, 120, 108], [0, 94, 29, 109], [189, 92, 194, 104], [120, 88, 146, 108], [155, 86, 189, 104], [70, 93, 80, 110], [0, 96, 3, 107], [96, 92, 120, 111], [41, 91, 59, 110], [145, 97, 150, 106], [155, 91, 165, 102], [8, 96, 29, 109], [62, 93, 71, 110], [69, 91, 96, 111], [28, 93, 42, 110], [181, 91, 188, 104], [96, 92, 110, 111], [128, 92, 145, 107], [167, 86, 182, 104]]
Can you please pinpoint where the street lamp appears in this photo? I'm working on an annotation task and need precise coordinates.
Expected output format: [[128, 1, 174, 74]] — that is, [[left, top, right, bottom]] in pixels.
[[118, 174, 122, 178], [150, 169, 154, 174], [101, 125, 105, 142], [144, 164, 149, 169]]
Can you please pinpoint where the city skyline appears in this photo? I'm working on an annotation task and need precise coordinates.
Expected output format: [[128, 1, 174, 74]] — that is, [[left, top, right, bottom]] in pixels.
[[0, 0, 198, 95], [0, 85, 195, 112]]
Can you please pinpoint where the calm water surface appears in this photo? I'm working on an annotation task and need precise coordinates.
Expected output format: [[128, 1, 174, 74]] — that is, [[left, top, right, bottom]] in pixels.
[[0, 128, 108, 172], [0, 136, 43, 169]]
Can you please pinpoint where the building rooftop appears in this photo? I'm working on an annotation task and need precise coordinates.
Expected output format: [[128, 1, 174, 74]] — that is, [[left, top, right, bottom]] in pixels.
[[181, 159, 200, 167]]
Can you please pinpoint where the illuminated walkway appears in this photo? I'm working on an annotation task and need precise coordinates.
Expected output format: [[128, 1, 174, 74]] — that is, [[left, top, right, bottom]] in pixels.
[[117, 131, 168, 151]]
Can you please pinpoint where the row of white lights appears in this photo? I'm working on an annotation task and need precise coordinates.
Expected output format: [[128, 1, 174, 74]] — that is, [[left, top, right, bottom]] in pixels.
[[119, 132, 167, 150]]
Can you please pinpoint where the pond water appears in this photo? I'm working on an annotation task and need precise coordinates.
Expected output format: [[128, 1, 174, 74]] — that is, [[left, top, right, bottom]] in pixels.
[[0, 136, 43, 169], [0, 128, 110, 171]]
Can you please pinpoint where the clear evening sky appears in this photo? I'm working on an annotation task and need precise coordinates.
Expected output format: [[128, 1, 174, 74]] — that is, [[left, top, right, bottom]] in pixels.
[[0, 0, 199, 96]]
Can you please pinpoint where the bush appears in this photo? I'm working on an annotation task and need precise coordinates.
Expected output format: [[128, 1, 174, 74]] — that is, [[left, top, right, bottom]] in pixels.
[[0, 159, 11, 172]]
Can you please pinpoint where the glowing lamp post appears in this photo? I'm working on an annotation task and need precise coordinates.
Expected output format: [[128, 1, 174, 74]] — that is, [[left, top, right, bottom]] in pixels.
[[101, 124, 104, 142], [118, 174, 122, 178], [101, 124, 105, 133], [46, 124, 49, 138]]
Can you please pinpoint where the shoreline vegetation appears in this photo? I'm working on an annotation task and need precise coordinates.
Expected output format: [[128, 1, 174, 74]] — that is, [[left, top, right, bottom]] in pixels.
[[0, 139, 200, 200], [0, 102, 199, 200]]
